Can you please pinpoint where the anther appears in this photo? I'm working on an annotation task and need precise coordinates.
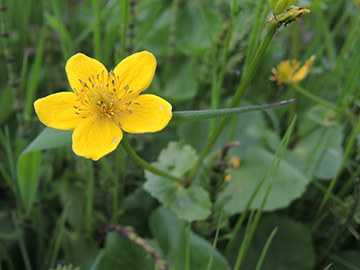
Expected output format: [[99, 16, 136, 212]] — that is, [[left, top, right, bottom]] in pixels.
[[128, 90, 133, 94], [134, 102, 141, 105], [124, 85, 129, 91], [126, 109, 133, 114]]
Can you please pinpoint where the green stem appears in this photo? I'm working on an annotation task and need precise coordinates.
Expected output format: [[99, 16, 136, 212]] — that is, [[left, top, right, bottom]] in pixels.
[[185, 222, 191, 270], [315, 118, 360, 219], [210, 0, 238, 134], [92, 0, 101, 60], [206, 211, 223, 270], [119, 0, 130, 60], [255, 227, 278, 270], [186, 20, 281, 185], [11, 212, 32, 270], [290, 83, 357, 120], [121, 136, 182, 183], [286, 86, 298, 127], [85, 160, 95, 233]]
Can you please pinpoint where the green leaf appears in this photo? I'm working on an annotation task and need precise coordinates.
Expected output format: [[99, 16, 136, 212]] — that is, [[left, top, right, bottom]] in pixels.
[[17, 150, 41, 214], [95, 232, 155, 270], [17, 127, 71, 215], [218, 146, 309, 214], [144, 142, 212, 222], [268, 0, 296, 16], [161, 57, 198, 103], [170, 99, 295, 126], [23, 128, 72, 154], [150, 207, 231, 270], [329, 250, 360, 270], [62, 232, 100, 270], [238, 214, 315, 270], [0, 86, 13, 125], [307, 105, 338, 127], [291, 125, 343, 180]]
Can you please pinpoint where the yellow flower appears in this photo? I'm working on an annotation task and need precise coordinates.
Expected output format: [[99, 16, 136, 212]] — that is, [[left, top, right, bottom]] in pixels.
[[34, 51, 172, 161], [355, 0, 360, 8], [270, 55, 315, 85], [225, 174, 232, 182]]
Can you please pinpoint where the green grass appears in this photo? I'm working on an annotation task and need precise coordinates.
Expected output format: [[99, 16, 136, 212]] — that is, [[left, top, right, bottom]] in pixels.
[[0, 0, 360, 269]]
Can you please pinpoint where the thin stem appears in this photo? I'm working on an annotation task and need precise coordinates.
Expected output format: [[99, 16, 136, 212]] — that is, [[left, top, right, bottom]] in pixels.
[[210, 0, 238, 134], [315, 118, 360, 219], [85, 160, 95, 233], [11, 212, 32, 270], [290, 83, 357, 120], [92, 0, 101, 60], [186, 20, 281, 185], [119, 0, 130, 60], [255, 227, 278, 270], [206, 211, 223, 270], [185, 222, 191, 270], [121, 136, 182, 183]]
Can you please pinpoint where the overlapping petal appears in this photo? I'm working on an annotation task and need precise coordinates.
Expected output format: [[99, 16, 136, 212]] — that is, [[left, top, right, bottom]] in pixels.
[[119, 94, 172, 134], [34, 92, 83, 131], [113, 51, 156, 101], [66, 53, 108, 93], [72, 115, 123, 161]]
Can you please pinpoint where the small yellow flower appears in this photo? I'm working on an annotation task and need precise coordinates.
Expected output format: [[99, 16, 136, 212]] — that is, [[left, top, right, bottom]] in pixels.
[[225, 174, 232, 182], [355, 0, 360, 8], [34, 51, 172, 161], [270, 55, 315, 85], [229, 156, 241, 168]]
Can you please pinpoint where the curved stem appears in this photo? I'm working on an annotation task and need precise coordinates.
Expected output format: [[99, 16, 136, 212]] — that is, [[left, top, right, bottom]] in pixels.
[[121, 136, 182, 183], [185, 20, 281, 185], [290, 83, 357, 120]]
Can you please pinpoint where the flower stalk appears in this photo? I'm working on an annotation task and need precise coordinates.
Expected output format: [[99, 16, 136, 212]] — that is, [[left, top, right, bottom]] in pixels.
[[121, 136, 182, 183], [185, 20, 281, 185], [290, 83, 357, 120]]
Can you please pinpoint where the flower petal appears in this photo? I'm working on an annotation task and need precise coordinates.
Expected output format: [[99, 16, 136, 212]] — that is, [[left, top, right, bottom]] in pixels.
[[292, 55, 315, 83], [72, 115, 123, 161], [34, 92, 83, 131], [119, 94, 172, 134], [66, 53, 108, 93], [113, 51, 156, 100]]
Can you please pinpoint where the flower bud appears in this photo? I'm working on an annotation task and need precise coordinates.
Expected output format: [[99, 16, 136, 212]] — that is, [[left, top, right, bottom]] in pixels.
[[268, 0, 296, 16]]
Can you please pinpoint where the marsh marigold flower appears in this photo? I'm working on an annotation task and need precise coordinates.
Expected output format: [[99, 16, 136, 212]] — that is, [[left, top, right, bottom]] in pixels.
[[34, 51, 172, 161], [270, 55, 315, 85]]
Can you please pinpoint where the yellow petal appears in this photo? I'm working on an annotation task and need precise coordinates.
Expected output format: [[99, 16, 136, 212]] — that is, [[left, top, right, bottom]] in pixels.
[[292, 55, 315, 83], [113, 51, 156, 101], [72, 115, 123, 161], [119, 94, 172, 134], [34, 92, 83, 131], [66, 53, 108, 93]]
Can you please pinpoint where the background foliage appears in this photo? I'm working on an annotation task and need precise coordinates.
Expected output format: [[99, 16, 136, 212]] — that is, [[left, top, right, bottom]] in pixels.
[[0, 0, 359, 269]]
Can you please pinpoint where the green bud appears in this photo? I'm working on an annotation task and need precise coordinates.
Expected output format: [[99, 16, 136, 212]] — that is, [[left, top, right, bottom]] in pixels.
[[268, 0, 296, 16], [276, 6, 311, 24]]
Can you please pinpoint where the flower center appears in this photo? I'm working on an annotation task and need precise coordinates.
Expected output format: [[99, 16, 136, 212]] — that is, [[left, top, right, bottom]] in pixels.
[[73, 70, 136, 127]]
